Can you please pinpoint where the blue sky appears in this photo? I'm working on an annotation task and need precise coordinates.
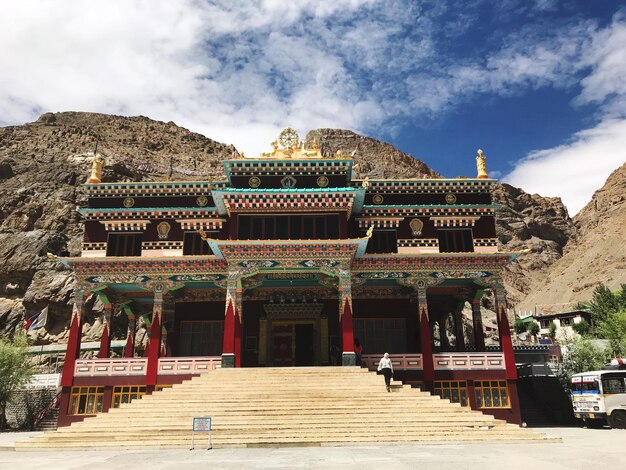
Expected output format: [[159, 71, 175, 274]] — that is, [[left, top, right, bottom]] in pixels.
[[1, 0, 625, 215]]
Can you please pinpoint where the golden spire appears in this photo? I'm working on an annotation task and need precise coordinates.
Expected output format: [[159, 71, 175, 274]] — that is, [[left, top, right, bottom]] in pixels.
[[87, 153, 104, 184], [476, 149, 489, 179]]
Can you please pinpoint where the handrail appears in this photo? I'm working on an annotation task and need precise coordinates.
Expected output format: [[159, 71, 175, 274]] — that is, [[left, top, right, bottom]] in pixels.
[[33, 390, 62, 429]]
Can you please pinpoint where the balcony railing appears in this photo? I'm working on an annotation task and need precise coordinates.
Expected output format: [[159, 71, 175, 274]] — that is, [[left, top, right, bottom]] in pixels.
[[75, 358, 148, 377], [158, 357, 221, 374], [74, 357, 221, 377], [361, 354, 423, 371], [360, 352, 505, 371], [433, 352, 505, 371]]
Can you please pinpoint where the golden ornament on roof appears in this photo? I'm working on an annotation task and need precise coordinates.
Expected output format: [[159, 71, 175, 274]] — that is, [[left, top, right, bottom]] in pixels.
[[476, 149, 489, 179], [87, 153, 104, 184], [278, 128, 299, 148]]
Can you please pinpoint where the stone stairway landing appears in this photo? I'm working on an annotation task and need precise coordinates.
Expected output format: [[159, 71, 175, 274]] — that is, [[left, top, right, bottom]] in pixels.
[[17, 367, 554, 449]]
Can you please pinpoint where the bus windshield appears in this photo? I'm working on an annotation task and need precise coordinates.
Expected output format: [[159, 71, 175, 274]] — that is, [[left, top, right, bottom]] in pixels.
[[571, 381, 599, 393]]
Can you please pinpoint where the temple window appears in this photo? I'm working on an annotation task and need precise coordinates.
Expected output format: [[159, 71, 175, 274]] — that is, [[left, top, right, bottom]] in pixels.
[[437, 229, 474, 253], [183, 232, 213, 255], [179, 320, 223, 356], [106, 233, 142, 257], [353, 318, 406, 353], [433, 381, 469, 406], [68, 386, 104, 415], [365, 229, 398, 254], [111, 386, 146, 408], [238, 214, 340, 240], [474, 380, 510, 408]]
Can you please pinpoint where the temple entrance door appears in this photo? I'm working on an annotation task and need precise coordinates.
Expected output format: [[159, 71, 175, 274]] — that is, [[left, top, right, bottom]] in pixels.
[[295, 324, 315, 366], [272, 324, 294, 366]]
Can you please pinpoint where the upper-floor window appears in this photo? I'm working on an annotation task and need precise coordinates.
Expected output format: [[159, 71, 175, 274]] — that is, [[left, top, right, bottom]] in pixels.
[[438, 229, 474, 253], [365, 230, 398, 254], [183, 232, 213, 255], [238, 214, 340, 240], [106, 233, 142, 257]]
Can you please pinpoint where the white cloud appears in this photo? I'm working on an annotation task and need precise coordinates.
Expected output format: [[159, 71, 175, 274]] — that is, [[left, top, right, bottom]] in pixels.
[[0, 0, 624, 210], [503, 13, 626, 216], [503, 118, 626, 215]]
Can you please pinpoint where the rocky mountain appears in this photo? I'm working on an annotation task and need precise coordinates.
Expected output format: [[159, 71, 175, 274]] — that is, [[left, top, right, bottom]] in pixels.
[[0, 111, 605, 346], [0, 112, 234, 342], [515, 161, 626, 311]]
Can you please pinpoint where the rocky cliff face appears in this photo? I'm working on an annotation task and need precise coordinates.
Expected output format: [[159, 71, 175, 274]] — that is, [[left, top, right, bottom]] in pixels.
[[515, 161, 626, 311], [0, 112, 234, 341], [0, 112, 600, 345]]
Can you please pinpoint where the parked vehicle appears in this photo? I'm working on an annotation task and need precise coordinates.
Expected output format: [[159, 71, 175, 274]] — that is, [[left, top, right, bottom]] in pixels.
[[571, 364, 626, 429]]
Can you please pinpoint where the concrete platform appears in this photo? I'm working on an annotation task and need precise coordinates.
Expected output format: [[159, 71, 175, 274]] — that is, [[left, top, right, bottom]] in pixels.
[[0, 427, 624, 469]]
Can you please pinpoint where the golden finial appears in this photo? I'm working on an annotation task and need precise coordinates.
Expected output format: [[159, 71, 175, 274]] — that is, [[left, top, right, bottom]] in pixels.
[[197, 229, 208, 241], [312, 138, 319, 150], [87, 153, 104, 184], [366, 225, 374, 238], [476, 149, 489, 179], [361, 177, 370, 189]]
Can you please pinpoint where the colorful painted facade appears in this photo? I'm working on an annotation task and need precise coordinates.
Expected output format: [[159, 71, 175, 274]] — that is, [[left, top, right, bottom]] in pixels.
[[57, 130, 522, 426]]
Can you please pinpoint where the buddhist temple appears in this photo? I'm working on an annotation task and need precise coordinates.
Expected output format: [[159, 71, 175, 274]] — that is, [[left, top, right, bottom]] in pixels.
[[56, 128, 522, 427]]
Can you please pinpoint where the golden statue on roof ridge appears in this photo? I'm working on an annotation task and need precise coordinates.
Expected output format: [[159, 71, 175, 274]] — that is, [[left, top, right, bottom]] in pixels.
[[260, 128, 351, 160]]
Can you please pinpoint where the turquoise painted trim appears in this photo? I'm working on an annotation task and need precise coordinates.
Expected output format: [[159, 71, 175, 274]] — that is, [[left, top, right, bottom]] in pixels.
[[83, 181, 213, 189], [355, 237, 369, 257], [352, 188, 366, 214], [207, 240, 224, 258]]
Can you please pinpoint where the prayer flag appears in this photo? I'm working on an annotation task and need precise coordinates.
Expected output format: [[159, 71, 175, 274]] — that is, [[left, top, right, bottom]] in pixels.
[[25, 306, 49, 331]]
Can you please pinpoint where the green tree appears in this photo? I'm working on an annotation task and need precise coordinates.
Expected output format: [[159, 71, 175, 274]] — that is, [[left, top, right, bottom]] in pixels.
[[548, 322, 557, 340], [587, 284, 626, 325], [556, 338, 608, 391], [597, 309, 626, 358], [514, 318, 528, 334], [527, 322, 540, 337], [0, 334, 34, 429], [572, 319, 592, 336]]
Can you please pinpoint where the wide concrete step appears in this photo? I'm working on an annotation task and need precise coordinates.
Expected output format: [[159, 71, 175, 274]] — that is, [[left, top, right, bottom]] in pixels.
[[17, 367, 550, 450]]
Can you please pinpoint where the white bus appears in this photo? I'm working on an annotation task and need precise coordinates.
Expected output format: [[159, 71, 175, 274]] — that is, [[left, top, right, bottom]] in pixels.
[[571, 368, 626, 429]]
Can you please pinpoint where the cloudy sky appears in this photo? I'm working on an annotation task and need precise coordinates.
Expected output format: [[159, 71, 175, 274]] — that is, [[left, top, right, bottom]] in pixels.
[[1, 0, 624, 215]]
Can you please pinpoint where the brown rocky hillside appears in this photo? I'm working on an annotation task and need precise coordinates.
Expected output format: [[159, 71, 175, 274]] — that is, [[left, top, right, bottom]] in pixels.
[[0, 112, 590, 345], [515, 161, 626, 311]]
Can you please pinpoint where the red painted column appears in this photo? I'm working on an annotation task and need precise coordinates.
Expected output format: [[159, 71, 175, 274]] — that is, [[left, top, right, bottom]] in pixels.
[[146, 291, 163, 386], [123, 315, 136, 358], [472, 297, 485, 351], [341, 298, 355, 360], [98, 304, 112, 358], [418, 287, 434, 389], [222, 298, 236, 367], [234, 308, 242, 368], [61, 292, 86, 387], [495, 288, 517, 380]]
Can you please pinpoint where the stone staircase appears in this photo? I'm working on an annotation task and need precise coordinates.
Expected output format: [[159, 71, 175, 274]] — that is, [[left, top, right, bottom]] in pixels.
[[17, 367, 553, 449]]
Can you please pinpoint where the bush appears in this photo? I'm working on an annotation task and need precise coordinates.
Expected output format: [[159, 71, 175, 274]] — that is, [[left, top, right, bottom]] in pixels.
[[527, 322, 540, 337], [572, 319, 592, 336], [548, 322, 557, 339], [0, 334, 34, 429], [514, 318, 528, 334], [556, 338, 608, 391]]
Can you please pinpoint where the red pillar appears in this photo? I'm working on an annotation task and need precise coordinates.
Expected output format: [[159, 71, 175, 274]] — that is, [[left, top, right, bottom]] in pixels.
[[61, 294, 86, 387], [146, 291, 163, 386], [234, 308, 242, 368], [418, 289, 434, 389], [341, 298, 355, 365], [98, 305, 112, 358], [222, 298, 236, 368], [495, 289, 517, 380], [123, 316, 136, 358]]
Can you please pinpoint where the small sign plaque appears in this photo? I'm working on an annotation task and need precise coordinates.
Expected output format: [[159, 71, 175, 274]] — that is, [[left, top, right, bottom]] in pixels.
[[191, 416, 212, 450]]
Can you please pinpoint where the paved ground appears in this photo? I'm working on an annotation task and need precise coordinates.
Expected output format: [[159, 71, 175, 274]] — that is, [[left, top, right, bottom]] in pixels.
[[0, 427, 624, 469]]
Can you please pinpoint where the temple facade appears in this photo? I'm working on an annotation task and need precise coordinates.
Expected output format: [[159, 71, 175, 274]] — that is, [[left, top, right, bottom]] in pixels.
[[57, 129, 521, 426]]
